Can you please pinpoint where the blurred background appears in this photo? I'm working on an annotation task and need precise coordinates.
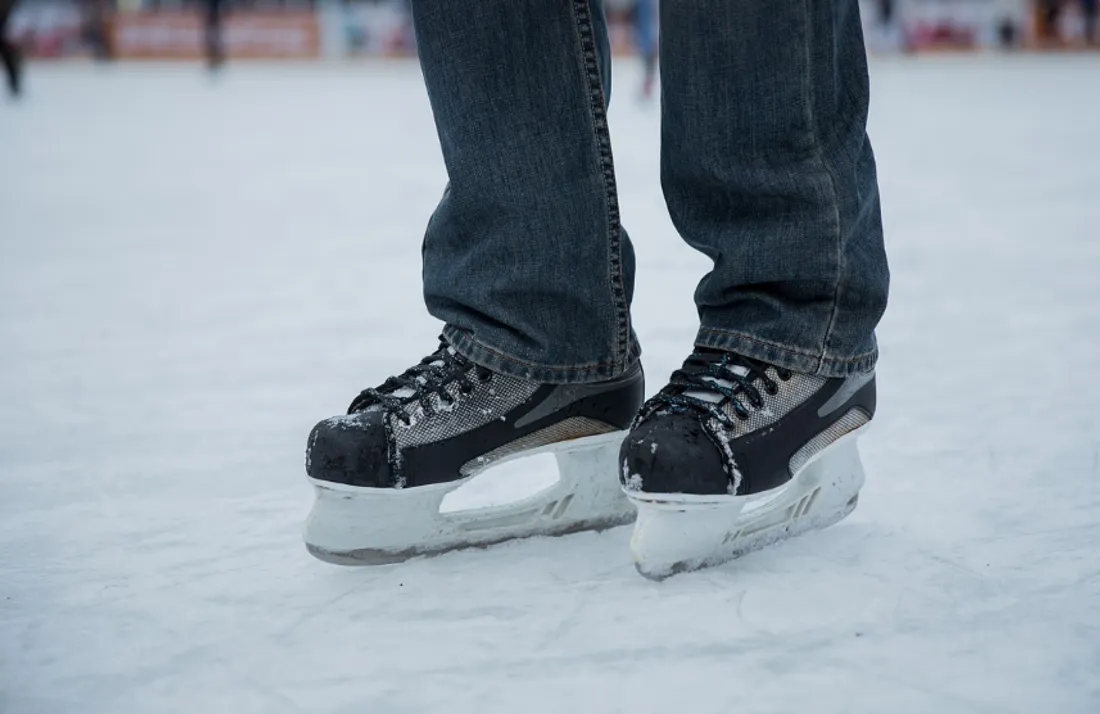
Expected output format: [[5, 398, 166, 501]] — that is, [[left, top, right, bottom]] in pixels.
[[3, 0, 1099, 73]]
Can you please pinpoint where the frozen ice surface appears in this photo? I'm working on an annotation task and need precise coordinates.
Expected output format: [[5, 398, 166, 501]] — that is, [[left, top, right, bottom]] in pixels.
[[2, 56, 1099, 714]]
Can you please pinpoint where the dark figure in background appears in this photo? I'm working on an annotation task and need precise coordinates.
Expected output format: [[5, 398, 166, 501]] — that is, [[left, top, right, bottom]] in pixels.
[[1083, 0, 1098, 45], [204, 0, 225, 70], [633, 0, 656, 99], [997, 16, 1020, 49], [0, 0, 22, 98], [873, 0, 906, 52], [1038, 0, 1065, 45], [83, 0, 114, 61], [877, 0, 895, 27]]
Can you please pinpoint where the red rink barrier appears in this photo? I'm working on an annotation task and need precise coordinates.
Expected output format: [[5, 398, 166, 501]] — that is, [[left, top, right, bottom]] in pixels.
[[108, 11, 321, 60]]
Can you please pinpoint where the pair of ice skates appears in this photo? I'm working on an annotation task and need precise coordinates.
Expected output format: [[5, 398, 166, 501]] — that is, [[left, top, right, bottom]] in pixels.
[[303, 340, 875, 580]]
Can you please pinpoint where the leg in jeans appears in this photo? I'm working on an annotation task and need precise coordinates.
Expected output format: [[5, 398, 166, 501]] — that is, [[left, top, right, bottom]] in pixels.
[[622, 0, 889, 578], [410, 0, 638, 384], [661, 0, 888, 377], [303, 1, 645, 564]]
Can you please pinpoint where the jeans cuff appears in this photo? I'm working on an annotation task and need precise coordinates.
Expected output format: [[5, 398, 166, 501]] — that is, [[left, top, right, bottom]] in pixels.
[[444, 325, 642, 385], [695, 326, 877, 377]]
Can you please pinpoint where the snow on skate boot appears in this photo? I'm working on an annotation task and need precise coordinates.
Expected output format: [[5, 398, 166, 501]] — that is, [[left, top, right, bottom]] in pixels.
[[620, 348, 874, 580], [304, 340, 644, 565]]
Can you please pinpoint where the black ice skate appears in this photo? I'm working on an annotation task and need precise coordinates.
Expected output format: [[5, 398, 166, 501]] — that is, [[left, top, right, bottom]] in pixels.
[[619, 348, 875, 579], [304, 339, 644, 564]]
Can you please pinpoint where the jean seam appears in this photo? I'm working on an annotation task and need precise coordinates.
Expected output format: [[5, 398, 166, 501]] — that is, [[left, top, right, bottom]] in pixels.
[[800, 0, 845, 376], [445, 325, 622, 374], [568, 0, 629, 373], [697, 327, 876, 367], [697, 326, 836, 361]]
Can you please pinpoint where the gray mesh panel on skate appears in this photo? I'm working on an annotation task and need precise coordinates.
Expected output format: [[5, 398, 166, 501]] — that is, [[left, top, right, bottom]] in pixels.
[[788, 408, 869, 475], [458, 417, 617, 477], [722, 370, 828, 436], [392, 370, 540, 449]]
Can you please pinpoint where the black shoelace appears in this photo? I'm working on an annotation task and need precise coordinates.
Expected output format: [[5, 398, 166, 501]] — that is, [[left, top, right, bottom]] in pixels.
[[347, 340, 492, 425], [647, 349, 792, 427]]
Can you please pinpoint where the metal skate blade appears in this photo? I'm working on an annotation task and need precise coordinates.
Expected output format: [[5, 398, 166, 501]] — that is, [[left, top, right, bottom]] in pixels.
[[628, 427, 868, 580], [304, 431, 633, 565], [306, 510, 635, 567], [632, 494, 861, 581], [305, 542, 416, 566]]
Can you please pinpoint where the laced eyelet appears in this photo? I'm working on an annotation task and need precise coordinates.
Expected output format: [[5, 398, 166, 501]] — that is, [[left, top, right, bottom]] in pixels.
[[764, 381, 779, 396], [777, 369, 792, 382]]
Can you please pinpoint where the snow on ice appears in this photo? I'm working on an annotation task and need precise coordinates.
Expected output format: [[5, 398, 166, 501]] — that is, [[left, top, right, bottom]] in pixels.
[[1, 57, 1099, 714]]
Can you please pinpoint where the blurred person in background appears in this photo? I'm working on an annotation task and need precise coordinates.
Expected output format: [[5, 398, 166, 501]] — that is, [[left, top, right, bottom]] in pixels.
[[304, 0, 887, 578], [0, 0, 22, 97], [1083, 0, 1098, 45], [204, 0, 225, 70], [876, 0, 894, 28], [633, 0, 656, 100], [83, 0, 114, 62], [869, 0, 908, 52], [1037, 0, 1065, 46]]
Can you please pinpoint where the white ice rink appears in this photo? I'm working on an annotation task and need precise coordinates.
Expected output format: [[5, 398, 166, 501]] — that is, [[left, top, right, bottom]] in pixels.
[[2, 56, 1099, 714]]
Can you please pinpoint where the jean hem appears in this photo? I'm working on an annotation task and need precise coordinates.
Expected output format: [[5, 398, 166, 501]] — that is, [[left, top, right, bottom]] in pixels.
[[695, 326, 876, 377], [444, 325, 642, 385]]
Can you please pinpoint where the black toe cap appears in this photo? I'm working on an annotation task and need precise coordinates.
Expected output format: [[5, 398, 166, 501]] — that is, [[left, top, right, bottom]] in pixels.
[[619, 413, 730, 496], [306, 410, 395, 488]]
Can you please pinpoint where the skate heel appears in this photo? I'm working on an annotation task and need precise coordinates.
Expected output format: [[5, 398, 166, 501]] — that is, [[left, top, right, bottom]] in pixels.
[[628, 425, 869, 580], [304, 431, 634, 565]]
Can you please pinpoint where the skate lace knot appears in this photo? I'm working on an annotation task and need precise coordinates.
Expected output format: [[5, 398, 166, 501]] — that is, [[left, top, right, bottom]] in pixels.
[[347, 339, 492, 425], [645, 350, 792, 426]]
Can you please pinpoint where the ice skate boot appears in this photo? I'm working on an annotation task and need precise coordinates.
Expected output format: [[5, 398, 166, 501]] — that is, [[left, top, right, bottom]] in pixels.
[[620, 348, 874, 580], [304, 339, 644, 564]]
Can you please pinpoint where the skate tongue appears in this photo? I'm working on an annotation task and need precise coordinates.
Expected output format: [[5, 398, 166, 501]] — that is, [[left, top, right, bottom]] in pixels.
[[683, 367, 749, 403]]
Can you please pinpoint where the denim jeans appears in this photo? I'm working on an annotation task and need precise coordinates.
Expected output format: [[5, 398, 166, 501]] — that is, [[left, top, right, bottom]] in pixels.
[[411, 0, 888, 384]]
